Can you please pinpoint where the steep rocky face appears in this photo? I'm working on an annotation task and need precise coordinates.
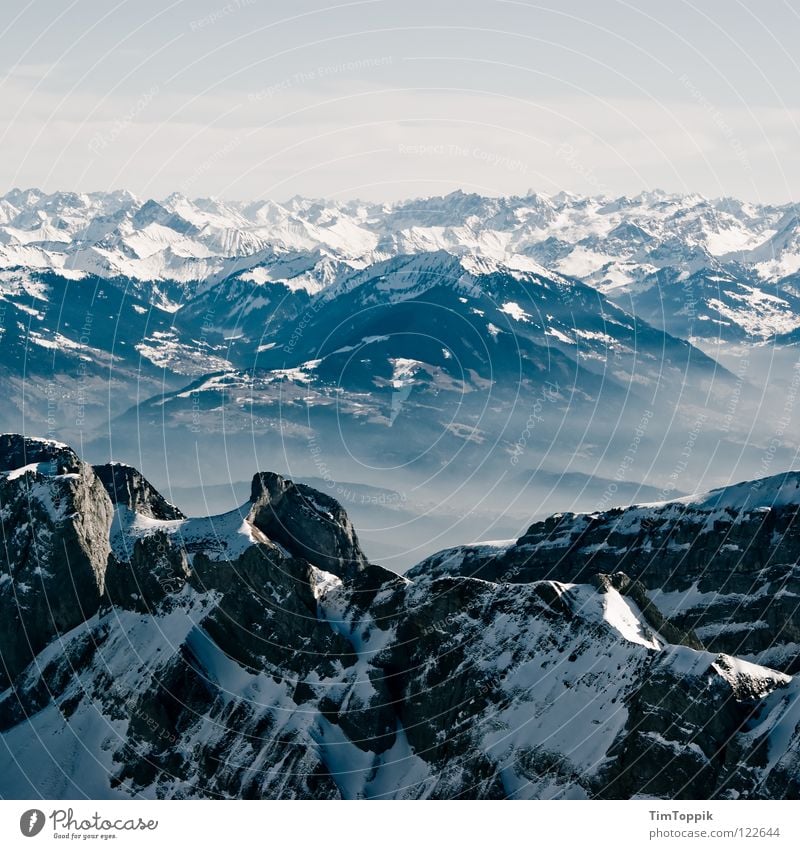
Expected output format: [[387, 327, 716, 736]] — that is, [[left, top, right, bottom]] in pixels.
[[595, 647, 791, 799], [0, 436, 113, 690], [413, 472, 800, 673], [2, 438, 800, 800], [0, 433, 81, 475], [93, 463, 185, 520], [248, 471, 369, 576]]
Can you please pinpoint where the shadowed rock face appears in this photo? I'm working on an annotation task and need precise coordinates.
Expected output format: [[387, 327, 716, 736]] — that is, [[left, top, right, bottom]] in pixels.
[[0, 434, 81, 476], [0, 437, 113, 690], [2, 437, 800, 800], [248, 471, 369, 576], [93, 463, 185, 520], [411, 472, 800, 674]]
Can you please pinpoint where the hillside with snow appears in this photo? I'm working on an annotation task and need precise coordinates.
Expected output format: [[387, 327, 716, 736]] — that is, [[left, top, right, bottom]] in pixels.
[[2, 188, 800, 340], [3, 435, 800, 800], [2, 189, 800, 569]]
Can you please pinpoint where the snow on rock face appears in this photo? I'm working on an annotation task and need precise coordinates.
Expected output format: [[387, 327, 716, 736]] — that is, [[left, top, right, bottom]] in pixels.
[[599, 585, 663, 649], [411, 468, 800, 677], [93, 462, 185, 520], [499, 301, 532, 322], [309, 565, 343, 600], [107, 501, 275, 571], [2, 435, 800, 800], [0, 442, 114, 689], [0, 433, 80, 476], [670, 470, 800, 512], [1, 188, 799, 342]]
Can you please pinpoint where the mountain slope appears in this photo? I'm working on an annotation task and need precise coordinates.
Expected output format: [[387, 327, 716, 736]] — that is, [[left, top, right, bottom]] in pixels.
[[2, 437, 800, 799], [112, 250, 730, 500], [2, 188, 799, 341], [412, 470, 800, 674]]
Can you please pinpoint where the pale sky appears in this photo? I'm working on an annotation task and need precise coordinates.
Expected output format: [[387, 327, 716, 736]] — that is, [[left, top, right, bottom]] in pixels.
[[2, 0, 799, 203]]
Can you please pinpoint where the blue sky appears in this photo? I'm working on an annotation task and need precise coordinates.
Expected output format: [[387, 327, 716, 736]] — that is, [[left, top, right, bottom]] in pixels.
[[2, 0, 799, 201]]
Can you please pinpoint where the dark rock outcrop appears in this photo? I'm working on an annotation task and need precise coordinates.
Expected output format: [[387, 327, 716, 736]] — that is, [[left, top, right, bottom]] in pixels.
[[0, 433, 81, 476], [93, 462, 185, 520], [0, 438, 113, 689], [248, 471, 369, 576], [3, 438, 800, 800], [411, 471, 800, 672]]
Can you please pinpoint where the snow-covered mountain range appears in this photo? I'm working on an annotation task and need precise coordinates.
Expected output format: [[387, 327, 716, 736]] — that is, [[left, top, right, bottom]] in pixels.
[[2, 434, 800, 800], [2, 187, 800, 339], [2, 188, 800, 568]]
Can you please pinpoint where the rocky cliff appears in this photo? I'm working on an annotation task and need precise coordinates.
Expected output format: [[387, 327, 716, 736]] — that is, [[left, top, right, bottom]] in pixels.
[[1, 436, 800, 799], [413, 474, 800, 674]]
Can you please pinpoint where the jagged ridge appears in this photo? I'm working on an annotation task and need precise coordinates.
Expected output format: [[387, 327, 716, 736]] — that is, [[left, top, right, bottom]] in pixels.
[[2, 436, 800, 799]]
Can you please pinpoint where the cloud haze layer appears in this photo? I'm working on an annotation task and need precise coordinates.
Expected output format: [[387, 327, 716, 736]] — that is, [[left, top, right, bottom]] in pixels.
[[1, 0, 798, 201]]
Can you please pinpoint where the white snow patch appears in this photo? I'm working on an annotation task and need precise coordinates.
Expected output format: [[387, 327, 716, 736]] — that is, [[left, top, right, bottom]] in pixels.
[[499, 301, 531, 322]]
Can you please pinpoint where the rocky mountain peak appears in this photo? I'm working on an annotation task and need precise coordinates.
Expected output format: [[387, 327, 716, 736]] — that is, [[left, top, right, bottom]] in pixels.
[[0, 433, 81, 476], [248, 471, 369, 576], [93, 462, 185, 520], [0, 437, 113, 690], [3, 435, 800, 800]]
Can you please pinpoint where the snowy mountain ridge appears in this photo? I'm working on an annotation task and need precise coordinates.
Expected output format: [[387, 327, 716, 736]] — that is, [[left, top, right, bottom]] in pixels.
[[4, 187, 800, 341], [3, 434, 800, 799], [2, 189, 799, 568], [0, 189, 791, 291], [413, 467, 800, 674], [0, 188, 791, 276]]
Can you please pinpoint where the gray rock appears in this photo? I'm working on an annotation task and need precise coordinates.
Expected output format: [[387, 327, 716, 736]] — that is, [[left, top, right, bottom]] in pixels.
[[0, 446, 112, 689], [248, 471, 369, 576], [93, 463, 185, 520], [3, 437, 800, 800]]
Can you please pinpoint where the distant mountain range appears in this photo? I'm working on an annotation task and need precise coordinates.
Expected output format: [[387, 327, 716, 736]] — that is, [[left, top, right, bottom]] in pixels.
[[2, 188, 799, 567], [2, 187, 800, 341], [3, 190, 800, 799]]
